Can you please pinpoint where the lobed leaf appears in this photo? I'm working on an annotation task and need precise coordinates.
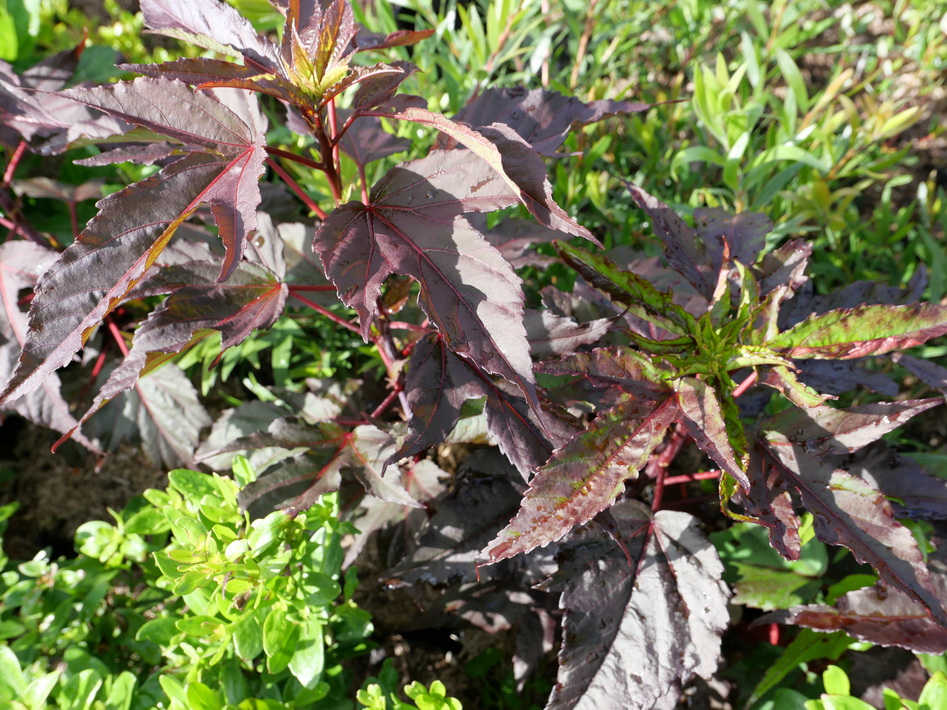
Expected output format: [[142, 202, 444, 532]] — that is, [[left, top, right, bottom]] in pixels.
[[762, 398, 942, 456], [313, 150, 536, 404], [550, 501, 729, 710], [761, 436, 946, 623], [445, 86, 650, 156], [0, 80, 267, 406]]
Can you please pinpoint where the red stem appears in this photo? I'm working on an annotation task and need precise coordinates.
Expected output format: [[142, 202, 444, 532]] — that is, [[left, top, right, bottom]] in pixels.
[[732, 369, 758, 398], [370, 388, 400, 420], [107, 318, 130, 357], [264, 145, 325, 171], [291, 292, 360, 334], [266, 157, 328, 220], [663, 470, 721, 486], [289, 285, 337, 292], [2, 141, 27, 186]]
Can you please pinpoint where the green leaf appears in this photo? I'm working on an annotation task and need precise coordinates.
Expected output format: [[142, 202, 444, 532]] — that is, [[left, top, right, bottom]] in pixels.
[[769, 303, 947, 359], [0, 646, 25, 698], [263, 608, 300, 674], [168, 469, 220, 499], [919, 671, 947, 710], [288, 616, 325, 689], [103, 672, 136, 710], [186, 681, 222, 710], [233, 608, 265, 662], [749, 629, 855, 706]]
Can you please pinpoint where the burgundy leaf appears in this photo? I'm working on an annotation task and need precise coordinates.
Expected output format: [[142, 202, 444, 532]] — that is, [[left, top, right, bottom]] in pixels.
[[676, 377, 749, 490], [523, 309, 612, 357], [359, 101, 595, 241], [469, 213, 564, 268], [0, 80, 267, 406], [536, 345, 672, 401], [392, 470, 525, 586], [122, 58, 306, 106], [484, 394, 680, 563], [312, 150, 536, 403], [755, 238, 811, 296], [893, 352, 947, 393], [238, 452, 343, 519], [764, 582, 947, 654], [392, 334, 479, 463], [343, 458, 448, 568], [694, 207, 771, 269], [737, 448, 802, 560], [85, 362, 210, 468], [216, 417, 419, 507], [551, 501, 729, 710], [849, 444, 947, 521], [337, 113, 410, 166], [140, 0, 279, 68], [446, 86, 650, 156], [0, 242, 99, 451], [354, 28, 435, 52], [770, 303, 947, 359], [482, 377, 577, 480], [761, 436, 946, 623], [350, 60, 418, 110], [196, 399, 291, 471], [75, 260, 288, 432], [13, 178, 104, 203], [626, 183, 715, 299], [75, 143, 185, 167], [762, 399, 942, 456], [793, 359, 899, 397]]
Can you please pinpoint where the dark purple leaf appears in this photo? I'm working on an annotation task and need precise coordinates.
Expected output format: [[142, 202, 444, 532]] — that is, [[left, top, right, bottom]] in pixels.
[[676, 377, 749, 490], [550, 501, 729, 710], [445, 86, 649, 156], [0, 242, 99, 451], [85, 362, 210, 468], [469, 213, 564, 269], [760, 436, 946, 623], [893, 352, 947, 393], [694, 207, 771, 268], [523, 309, 612, 357], [848, 444, 947, 521], [239, 452, 343, 519], [393, 335, 573, 478], [393, 334, 479, 463], [762, 398, 942, 456], [75, 260, 287, 432], [312, 150, 536, 404], [358, 101, 595, 241], [343, 458, 448, 568], [764, 582, 947, 654], [536, 345, 672, 401], [0, 80, 267, 407], [214, 417, 419, 507], [354, 28, 435, 52], [392, 470, 525, 586], [736, 449, 802, 560], [140, 0, 279, 68], [484, 394, 680, 563], [626, 184, 715, 299], [794, 359, 899, 397], [755, 238, 811, 296], [337, 113, 410, 166], [12, 178, 104, 203]]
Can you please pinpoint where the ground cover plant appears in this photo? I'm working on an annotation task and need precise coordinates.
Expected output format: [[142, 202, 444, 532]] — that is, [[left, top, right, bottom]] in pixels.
[[2, 0, 947, 707]]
